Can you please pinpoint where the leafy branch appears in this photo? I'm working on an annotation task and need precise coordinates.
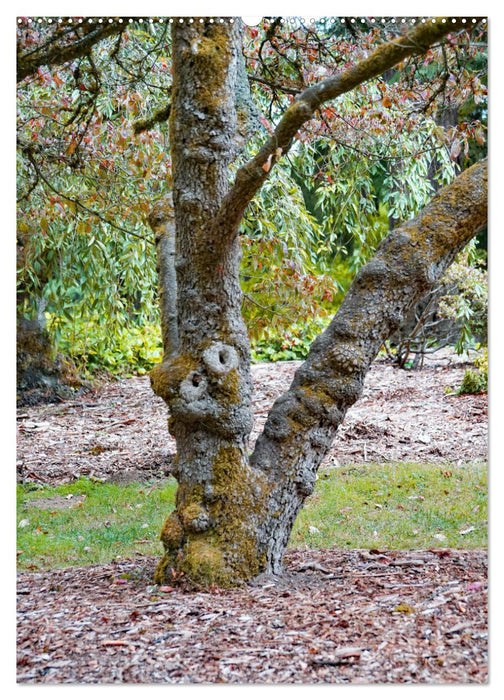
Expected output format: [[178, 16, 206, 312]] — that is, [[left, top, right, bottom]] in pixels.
[[133, 101, 171, 134], [17, 19, 126, 83], [23, 147, 153, 244], [213, 19, 474, 246]]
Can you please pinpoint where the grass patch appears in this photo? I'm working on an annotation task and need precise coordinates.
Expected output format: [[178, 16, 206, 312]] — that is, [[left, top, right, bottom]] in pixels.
[[17, 462, 487, 571], [17, 477, 177, 571], [291, 462, 487, 550]]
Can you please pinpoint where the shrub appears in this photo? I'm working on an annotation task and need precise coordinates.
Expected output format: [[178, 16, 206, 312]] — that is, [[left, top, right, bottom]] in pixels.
[[387, 241, 487, 369], [251, 318, 330, 362], [458, 348, 488, 394], [55, 317, 163, 377]]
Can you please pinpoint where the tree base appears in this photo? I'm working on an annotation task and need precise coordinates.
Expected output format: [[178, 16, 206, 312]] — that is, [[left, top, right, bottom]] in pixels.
[[17, 320, 87, 406]]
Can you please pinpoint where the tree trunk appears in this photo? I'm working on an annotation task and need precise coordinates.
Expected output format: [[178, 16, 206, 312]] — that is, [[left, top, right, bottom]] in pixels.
[[148, 194, 179, 361], [16, 228, 80, 406], [17, 309, 55, 404], [150, 19, 487, 588], [251, 159, 487, 573], [16, 307, 83, 406], [152, 153, 486, 586], [150, 19, 269, 586]]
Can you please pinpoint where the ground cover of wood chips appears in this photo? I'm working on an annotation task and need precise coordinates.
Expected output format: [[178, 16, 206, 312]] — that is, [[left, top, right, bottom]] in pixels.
[[16, 350, 488, 684]]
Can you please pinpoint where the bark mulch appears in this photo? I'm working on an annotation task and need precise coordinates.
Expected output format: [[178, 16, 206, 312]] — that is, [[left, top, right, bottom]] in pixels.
[[16, 349, 487, 486], [16, 349, 488, 684], [17, 549, 487, 684]]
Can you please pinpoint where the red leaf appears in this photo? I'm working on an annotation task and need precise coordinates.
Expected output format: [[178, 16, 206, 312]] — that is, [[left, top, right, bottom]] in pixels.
[[450, 140, 462, 160], [262, 154, 273, 172], [475, 127, 485, 146]]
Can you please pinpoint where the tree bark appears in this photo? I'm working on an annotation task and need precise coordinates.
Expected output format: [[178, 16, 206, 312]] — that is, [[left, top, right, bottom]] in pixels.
[[150, 19, 269, 586], [148, 195, 179, 361], [150, 18, 487, 587], [16, 228, 80, 406], [251, 158, 487, 573]]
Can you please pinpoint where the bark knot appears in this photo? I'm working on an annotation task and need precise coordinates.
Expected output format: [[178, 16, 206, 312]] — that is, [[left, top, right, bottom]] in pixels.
[[180, 372, 208, 401], [203, 342, 239, 376]]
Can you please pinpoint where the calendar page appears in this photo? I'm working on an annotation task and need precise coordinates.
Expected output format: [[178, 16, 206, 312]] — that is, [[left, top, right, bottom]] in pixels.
[[16, 14, 488, 686]]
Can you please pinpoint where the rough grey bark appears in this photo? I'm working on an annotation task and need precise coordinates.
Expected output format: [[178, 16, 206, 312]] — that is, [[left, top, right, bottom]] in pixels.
[[17, 315, 57, 404], [148, 195, 179, 360], [150, 18, 487, 587], [251, 159, 487, 572], [151, 19, 268, 586]]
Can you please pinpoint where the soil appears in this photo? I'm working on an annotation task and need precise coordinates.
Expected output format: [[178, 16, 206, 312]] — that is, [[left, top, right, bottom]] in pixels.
[[16, 349, 488, 684]]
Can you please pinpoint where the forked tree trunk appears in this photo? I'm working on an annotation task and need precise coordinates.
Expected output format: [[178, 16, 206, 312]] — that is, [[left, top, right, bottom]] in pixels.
[[150, 19, 487, 587]]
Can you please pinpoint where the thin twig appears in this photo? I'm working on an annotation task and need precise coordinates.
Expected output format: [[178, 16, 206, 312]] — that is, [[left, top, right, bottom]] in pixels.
[[23, 149, 153, 244]]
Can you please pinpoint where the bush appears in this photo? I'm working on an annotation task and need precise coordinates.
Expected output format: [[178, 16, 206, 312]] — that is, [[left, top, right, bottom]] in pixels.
[[388, 242, 487, 369], [54, 317, 163, 377], [251, 318, 330, 362], [458, 348, 488, 394]]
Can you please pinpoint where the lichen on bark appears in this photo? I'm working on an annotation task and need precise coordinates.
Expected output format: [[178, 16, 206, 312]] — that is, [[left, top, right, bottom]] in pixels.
[[250, 159, 487, 573], [148, 195, 179, 361], [155, 444, 269, 587], [151, 19, 268, 587]]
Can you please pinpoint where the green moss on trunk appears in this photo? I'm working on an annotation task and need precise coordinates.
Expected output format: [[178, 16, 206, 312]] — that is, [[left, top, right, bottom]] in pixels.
[[155, 445, 269, 588], [149, 353, 199, 402]]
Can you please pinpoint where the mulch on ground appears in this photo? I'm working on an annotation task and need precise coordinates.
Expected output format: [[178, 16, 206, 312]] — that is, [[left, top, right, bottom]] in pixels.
[[16, 349, 487, 487], [16, 349, 488, 683], [17, 549, 487, 684]]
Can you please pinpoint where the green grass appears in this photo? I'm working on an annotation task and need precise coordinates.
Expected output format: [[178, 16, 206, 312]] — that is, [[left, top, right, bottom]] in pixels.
[[291, 462, 487, 550], [17, 477, 178, 571], [17, 462, 487, 571]]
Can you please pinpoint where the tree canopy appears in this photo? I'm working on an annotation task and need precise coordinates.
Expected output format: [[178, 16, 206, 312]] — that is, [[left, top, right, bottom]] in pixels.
[[17, 17, 487, 379]]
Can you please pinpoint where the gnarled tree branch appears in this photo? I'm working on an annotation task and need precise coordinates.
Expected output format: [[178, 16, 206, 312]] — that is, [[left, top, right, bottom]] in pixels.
[[133, 102, 171, 134], [17, 19, 125, 83], [213, 18, 479, 245], [251, 158, 487, 572]]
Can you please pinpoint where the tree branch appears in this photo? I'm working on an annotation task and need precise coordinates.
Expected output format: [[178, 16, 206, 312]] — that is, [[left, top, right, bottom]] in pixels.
[[251, 158, 487, 572], [133, 102, 171, 134], [17, 19, 125, 83], [247, 74, 301, 96], [214, 18, 478, 241], [24, 148, 153, 244]]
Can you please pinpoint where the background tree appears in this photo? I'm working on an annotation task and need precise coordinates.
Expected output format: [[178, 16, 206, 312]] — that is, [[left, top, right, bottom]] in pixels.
[[17, 17, 172, 400]]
